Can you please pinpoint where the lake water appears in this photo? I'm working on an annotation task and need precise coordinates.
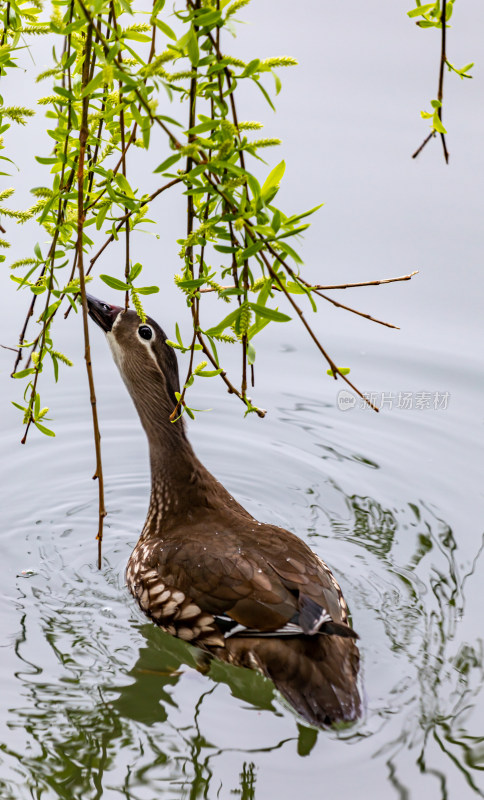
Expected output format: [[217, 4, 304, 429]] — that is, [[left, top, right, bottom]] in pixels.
[[1, 1, 484, 798]]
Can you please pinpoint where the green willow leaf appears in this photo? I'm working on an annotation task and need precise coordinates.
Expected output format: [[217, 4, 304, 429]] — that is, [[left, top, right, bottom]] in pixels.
[[261, 160, 285, 199], [154, 154, 181, 173], [248, 302, 291, 322], [205, 307, 242, 336], [100, 274, 130, 291], [327, 367, 351, 377], [34, 420, 56, 437], [129, 262, 143, 281], [136, 285, 160, 295], [12, 368, 36, 379], [153, 18, 177, 40]]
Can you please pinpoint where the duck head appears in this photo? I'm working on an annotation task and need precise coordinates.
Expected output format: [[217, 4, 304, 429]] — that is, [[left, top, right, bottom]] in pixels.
[[86, 294, 183, 439]]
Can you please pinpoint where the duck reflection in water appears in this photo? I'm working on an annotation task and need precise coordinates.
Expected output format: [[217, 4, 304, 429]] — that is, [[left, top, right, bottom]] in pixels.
[[87, 295, 361, 727]]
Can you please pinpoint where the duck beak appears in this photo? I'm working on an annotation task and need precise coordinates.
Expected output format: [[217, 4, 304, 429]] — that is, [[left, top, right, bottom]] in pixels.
[[86, 294, 123, 333]]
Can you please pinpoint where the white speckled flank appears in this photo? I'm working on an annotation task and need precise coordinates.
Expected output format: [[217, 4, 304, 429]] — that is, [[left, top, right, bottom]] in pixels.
[[138, 478, 178, 543], [125, 543, 223, 647]]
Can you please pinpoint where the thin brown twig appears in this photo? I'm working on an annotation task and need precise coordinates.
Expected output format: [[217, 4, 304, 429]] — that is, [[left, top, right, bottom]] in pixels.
[[437, 0, 449, 163], [209, 16, 250, 398], [412, 131, 435, 159], [185, 1, 199, 271], [77, 24, 106, 569], [309, 271, 419, 289], [119, 97, 131, 309], [198, 271, 418, 293], [262, 240, 398, 327], [310, 289, 399, 329], [199, 283, 401, 329]]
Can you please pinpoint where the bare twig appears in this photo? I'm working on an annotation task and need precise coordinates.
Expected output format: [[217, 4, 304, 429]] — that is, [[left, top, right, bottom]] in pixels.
[[309, 271, 419, 289], [198, 270, 418, 294], [309, 289, 399, 329]]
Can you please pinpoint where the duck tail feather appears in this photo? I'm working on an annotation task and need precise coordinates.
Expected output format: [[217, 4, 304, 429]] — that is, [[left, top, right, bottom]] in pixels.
[[226, 634, 361, 728]]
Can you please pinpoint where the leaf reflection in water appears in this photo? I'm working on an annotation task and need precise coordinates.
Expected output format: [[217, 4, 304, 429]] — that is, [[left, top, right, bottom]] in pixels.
[[2, 592, 304, 800]]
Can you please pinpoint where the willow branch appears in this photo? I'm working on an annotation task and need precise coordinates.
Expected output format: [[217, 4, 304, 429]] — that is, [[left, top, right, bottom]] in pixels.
[[0, 2, 10, 47], [78, 0, 182, 149], [64, 177, 182, 318], [198, 271, 418, 294], [195, 331, 266, 418], [202, 171, 384, 409], [15, 5, 76, 390], [77, 24, 106, 569], [310, 271, 418, 289], [307, 290, 399, 329], [412, 0, 449, 162]]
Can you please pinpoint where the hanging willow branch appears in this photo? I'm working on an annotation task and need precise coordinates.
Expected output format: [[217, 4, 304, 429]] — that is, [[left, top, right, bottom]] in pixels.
[[408, 0, 473, 162], [77, 23, 106, 569], [4, 0, 422, 566]]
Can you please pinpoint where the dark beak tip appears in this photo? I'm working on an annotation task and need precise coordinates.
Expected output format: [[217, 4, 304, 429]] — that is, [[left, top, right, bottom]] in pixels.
[[86, 294, 121, 334]]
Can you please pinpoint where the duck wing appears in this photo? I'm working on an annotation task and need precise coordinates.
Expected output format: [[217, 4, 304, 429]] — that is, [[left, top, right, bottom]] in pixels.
[[145, 520, 357, 639]]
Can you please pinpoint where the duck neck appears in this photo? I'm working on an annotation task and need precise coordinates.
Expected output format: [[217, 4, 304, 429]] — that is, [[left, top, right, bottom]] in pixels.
[[139, 412, 219, 539]]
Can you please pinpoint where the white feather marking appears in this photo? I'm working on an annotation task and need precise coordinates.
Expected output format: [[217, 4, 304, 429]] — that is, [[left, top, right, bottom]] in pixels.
[[106, 329, 126, 371], [161, 599, 179, 617], [177, 627, 195, 641], [149, 584, 166, 599], [176, 603, 201, 620]]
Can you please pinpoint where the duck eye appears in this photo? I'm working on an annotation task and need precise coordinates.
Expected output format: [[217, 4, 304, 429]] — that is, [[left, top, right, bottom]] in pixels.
[[138, 325, 153, 341]]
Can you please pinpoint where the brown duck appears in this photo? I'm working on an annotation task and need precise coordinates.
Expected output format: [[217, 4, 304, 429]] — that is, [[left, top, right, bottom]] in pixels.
[[87, 295, 361, 727]]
